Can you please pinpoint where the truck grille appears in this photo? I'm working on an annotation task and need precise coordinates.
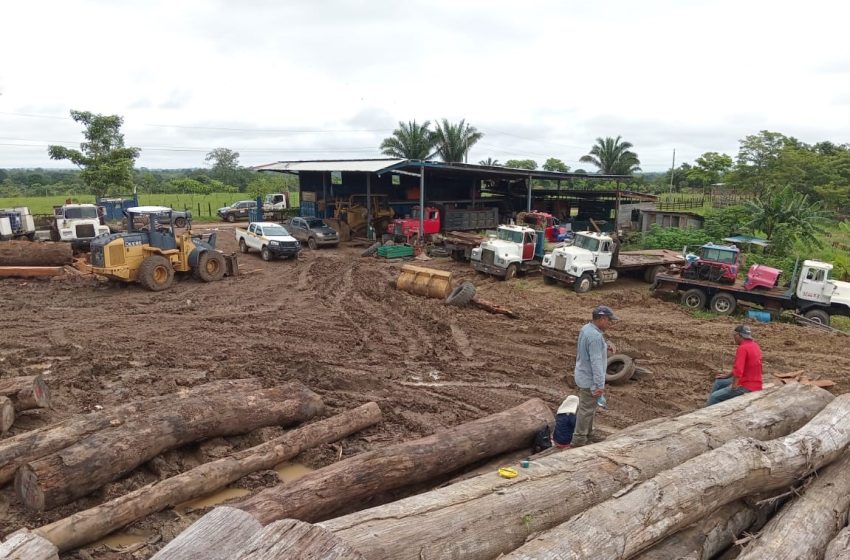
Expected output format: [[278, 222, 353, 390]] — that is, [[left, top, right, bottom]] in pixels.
[[108, 244, 125, 266], [482, 249, 495, 265], [283, 241, 299, 248], [75, 224, 96, 238], [555, 254, 567, 270]]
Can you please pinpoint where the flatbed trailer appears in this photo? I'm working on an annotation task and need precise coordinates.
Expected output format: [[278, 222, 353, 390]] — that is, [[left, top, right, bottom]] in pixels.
[[542, 248, 684, 289], [442, 231, 485, 262]]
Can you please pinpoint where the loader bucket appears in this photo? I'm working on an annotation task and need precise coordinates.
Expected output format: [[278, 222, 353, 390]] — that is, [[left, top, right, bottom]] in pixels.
[[396, 264, 453, 299]]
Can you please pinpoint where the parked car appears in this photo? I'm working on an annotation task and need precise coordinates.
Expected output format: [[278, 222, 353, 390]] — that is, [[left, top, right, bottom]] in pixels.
[[217, 200, 257, 222], [287, 217, 339, 249]]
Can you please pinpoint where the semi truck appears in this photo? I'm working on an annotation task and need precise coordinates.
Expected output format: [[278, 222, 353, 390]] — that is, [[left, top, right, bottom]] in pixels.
[[0, 207, 36, 240], [470, 224, 545, 280], [541, 231, 684, 293], [50, 203, 111, 249], [653, 259, 850, 325]]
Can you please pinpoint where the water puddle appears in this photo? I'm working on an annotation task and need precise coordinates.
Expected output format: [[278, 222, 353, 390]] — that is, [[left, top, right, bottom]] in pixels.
[[175, 487, 251, 513], [275, 462, 314, 482], [92, 531, 156, 548]]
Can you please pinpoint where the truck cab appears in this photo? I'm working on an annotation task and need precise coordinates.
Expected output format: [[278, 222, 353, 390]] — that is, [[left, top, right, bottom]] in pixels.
[[796, 261, 850, 307], [51, 203, 111, 249], [470, 225, 543, 280], [264, 193, 289, 210], [683, 243, 740, 284], [541, 231, 618, 292], [0, 207, 36, 240], [387, 206, 441, 242]]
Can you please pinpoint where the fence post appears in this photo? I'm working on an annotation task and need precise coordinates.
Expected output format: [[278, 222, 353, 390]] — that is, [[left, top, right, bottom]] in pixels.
[[208, 202, 212, 216]]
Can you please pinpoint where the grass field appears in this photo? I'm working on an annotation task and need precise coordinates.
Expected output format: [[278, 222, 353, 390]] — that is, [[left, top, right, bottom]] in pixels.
[[0, 192, 300, 218]]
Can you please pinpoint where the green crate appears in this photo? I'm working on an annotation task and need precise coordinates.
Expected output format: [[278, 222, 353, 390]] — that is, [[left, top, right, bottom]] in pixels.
[[377, 244, 414, 259]]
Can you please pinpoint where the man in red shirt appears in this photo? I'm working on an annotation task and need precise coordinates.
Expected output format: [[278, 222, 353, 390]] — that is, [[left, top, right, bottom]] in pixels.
[[705, 325, 763, 406]]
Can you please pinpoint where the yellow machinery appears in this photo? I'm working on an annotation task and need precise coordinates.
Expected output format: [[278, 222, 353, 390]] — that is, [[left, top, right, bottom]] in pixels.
[[396, 264, 452, 299], [89, 206, 237, 291], [330, 195, 395, 239]]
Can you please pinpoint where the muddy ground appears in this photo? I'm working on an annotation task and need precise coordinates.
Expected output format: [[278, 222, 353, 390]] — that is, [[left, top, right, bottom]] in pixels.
[[2, 222, 850, 558]]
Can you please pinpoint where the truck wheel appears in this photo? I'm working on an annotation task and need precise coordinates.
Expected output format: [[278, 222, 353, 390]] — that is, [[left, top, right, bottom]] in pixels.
[[681, 288, 707, 310], [644, 265, 663, 283], [138, 255, 174, 291], [543, 274, 556, 285], [308, 237, 318, 250], [174, 217, 187, 228], [195, 251, 226, 282], [361, 242, 380, 257], [804, 308, 830, 326], [574, 273, 592, 293], [709, 293, 737, 315], [226, 214, 235, 223], [239, 239, 249, 254], [445, 282, 476, 307], [504, 263, 518, 281], [261, 246, 273, 261], [606, 354, 635, 385]]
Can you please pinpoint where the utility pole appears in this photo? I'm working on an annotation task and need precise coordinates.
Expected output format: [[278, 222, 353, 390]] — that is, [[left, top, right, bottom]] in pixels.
[[669, 149, 676, 194]]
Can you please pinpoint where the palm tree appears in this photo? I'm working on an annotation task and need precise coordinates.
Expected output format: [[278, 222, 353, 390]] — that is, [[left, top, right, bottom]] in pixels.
[[432, 119, 483, 163], [579, 136, 641, 175], [744, 185, 830, 250], [379, 120, 434, 159], [479, 157, 500, 166]]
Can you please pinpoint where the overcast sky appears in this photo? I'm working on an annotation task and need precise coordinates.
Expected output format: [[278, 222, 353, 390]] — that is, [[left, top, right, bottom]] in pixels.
[[2, 0, 849, 172]]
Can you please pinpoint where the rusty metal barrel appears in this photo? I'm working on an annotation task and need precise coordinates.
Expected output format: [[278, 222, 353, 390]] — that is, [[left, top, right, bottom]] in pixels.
[[396, 264, 453, 299]]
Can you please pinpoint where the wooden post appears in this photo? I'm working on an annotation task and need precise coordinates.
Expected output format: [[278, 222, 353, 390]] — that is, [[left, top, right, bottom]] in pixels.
[[504, 394, 850, 560], [320, 384, 832, 560]]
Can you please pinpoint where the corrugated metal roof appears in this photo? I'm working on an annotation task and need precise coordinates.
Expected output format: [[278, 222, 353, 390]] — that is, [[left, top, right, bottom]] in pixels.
[[253, 159, 406, 173]]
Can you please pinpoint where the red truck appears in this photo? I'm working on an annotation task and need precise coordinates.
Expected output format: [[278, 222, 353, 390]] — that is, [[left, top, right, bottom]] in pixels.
[[386, 205, 499, 243]]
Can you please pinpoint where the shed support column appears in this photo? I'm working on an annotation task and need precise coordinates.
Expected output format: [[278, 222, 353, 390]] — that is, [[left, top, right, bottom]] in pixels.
[[322, 173, 328, 219], [366, 174, 372, 240], [527, 175, 532, 212], [616, 189, 621, 231], [419, 164, 425, 241]]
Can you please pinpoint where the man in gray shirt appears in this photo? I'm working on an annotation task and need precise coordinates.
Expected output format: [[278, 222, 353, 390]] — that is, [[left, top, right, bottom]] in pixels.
[[572, 305, 619, 447]]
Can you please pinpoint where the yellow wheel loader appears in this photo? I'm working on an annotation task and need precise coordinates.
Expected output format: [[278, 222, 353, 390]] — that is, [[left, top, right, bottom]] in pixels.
[[89, 206, 237, 291]]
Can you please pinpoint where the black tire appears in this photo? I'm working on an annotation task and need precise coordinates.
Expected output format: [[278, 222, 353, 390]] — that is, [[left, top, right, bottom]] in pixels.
[[804, 308, 830, 326], [226, 214, 235, 223], [606, 354, 636, 385], [138, 255, 174, 291], [543, 274, 556, 285], [709, 292, 737, 315], [574, 273, 592, 293], [261, 246, 273, 261], [239, 239, 249, 254], [195, 251, 226, 282], [644, 265, 663, 284], [445, 282, 476, 306], [174, 217, 187, 228], [503, 263, 518, 281], [681, 288, 707, 310], [308, 237, 318, 250], [361, 242, 380, 257]]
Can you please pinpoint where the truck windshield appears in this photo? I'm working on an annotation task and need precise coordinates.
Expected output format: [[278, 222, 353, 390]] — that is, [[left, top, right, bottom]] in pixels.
[[64, 207, 99, 219], [702, 248, 737, 264], [263, 226, 289, 236], [497, 229, 524, 243], [305, 219, 326, 228], [573, 235, 600, 251]]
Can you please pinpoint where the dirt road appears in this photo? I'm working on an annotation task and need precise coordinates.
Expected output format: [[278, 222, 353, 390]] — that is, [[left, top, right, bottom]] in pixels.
[[1, 224, 849, 558]]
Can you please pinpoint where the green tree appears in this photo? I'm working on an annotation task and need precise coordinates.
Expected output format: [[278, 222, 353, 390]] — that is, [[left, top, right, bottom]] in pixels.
[[579, 136, 641, 175], [542, 158, 570, 173], [379, 120, 434, 159], [743, 185, 831, 252], [47, 110, 140, 197], [687, 152, 733, 187], [205, 148, 241, 186], [504, 159, 538, 170], [432, 119, 483, 162], [479, 157, 500, 166]]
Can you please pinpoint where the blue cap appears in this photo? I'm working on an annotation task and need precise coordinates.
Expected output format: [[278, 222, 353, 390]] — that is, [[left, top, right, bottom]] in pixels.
[[592, 305, 619, 321]]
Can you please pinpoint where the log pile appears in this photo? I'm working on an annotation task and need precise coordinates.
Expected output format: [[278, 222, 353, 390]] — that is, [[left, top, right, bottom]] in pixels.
[[0, 374, 51, 433]]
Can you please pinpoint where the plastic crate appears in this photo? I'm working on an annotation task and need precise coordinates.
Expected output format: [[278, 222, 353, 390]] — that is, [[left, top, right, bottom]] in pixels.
[[377, 244, 414, 259]]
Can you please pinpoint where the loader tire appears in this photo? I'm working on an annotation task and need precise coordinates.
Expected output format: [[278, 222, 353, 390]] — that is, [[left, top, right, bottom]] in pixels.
[[138, 255, 174, 292], [361, 242, 380, 257], [606, 354, 635, 385], [445, 282, 476, 307], [195, 251, 226, 282]]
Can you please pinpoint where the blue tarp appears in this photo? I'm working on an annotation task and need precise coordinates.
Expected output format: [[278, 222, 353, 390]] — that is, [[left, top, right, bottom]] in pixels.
[[723, 235, 770, 247]]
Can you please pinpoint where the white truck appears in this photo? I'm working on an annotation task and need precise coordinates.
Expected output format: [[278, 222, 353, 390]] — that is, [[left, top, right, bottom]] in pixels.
[[50, 203, 110, 249], [0, 207, 36, 240], [470, 225, 545, 280], [235, 221, 301, 261], [264, 193, 289, 210], [541, 231, 684, 293]]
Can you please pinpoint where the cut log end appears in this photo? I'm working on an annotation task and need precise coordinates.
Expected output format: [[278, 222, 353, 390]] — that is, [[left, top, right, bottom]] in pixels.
[[14, 465, 45, 512], [15, 375, 51, 411], [0, 396, 14, 433]]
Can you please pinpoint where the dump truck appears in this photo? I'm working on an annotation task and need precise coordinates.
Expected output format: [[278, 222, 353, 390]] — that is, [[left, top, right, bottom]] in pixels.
[[90, 206, 237, 291], [387, 205, 499, 243], [541, 231, 684, 293], [0, 207, 36, 241], [653, 259, 850, 325], [470, 225, 545, 280]]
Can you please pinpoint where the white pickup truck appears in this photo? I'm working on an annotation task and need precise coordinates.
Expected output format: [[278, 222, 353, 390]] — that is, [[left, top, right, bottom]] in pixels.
[[235, 222, 301, 261]]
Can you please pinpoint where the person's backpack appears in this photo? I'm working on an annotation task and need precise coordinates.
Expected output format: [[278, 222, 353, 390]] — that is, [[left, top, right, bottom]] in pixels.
[[532, 424, 552, 453]]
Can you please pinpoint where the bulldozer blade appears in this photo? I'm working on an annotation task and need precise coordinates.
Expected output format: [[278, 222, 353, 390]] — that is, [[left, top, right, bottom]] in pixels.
[[396, 264, 452, 299]]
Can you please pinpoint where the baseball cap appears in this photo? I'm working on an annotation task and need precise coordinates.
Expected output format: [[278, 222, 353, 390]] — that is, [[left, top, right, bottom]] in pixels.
[[734, 325, 753, 339], [592, 305, 619, 321]]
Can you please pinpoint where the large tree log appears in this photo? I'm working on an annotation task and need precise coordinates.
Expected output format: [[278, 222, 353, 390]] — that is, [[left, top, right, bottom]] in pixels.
[[0, 529, 58, 560], [0, 396, 14, 434], [235, 519, 364, 560], [36, 403, 382, 552], [0, 378, 262, 486], [504, 393, 850, 560], [737, 449, 850, 560], [319, 383, 832, 560], [16, 382, 324, 510], [826, 526, 850, 560], [0, 374, 50, 411], [0, 241, 73, 267], [150, 507, 261, 560], [236, 397, 554, 524]]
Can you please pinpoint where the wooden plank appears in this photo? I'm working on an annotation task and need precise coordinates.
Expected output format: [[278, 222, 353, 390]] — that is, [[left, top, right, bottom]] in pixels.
[[0, 266, 64, 278], [774, 371, 804, 379], [802, 379, 836, 388]]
